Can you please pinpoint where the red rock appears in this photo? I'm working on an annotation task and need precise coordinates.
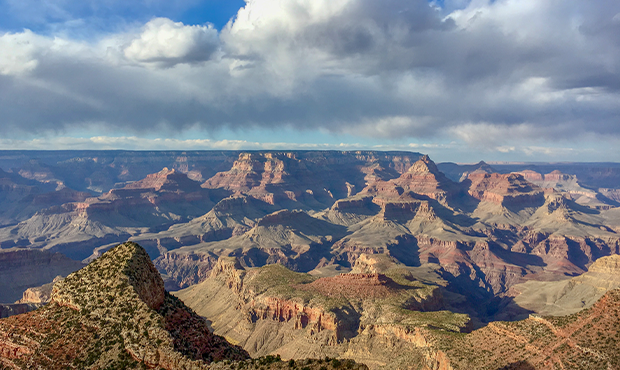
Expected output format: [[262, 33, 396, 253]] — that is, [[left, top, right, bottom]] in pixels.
[[467, 173, 544, 206]]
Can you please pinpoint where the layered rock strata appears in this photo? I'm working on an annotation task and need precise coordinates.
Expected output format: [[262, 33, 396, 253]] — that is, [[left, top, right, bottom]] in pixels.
[[176, 257, 469, 369]]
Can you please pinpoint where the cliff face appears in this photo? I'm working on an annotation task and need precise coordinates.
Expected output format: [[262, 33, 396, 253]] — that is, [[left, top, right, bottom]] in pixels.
[[0, 249, 84, 304], [175, 257, 469, 370], [392, 155, 460, 203], [203, 151, 423, 209], [466, 172, 545, 207]]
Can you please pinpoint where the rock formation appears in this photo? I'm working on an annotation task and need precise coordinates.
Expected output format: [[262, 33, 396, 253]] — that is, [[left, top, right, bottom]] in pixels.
[[0, 242, 367, 370], [16, 276, 63, 304], [3, 151, 620, 326], [202, 151, 423, 209], [466, 172, 545, 207], [175, 256, 468, 370]]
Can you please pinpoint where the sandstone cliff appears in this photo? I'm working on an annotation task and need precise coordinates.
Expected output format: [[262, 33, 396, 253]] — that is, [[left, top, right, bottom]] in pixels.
[[175, 257, 469, 370]]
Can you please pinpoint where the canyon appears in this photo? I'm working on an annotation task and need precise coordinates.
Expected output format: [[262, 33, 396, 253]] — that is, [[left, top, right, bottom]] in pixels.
[[0, 242, 365, 370], [2, 151, 620, 312], [1, 150, 620, 368]]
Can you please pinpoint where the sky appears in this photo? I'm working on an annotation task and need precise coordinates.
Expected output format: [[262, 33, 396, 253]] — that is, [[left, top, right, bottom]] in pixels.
[[0, 0, 619, 163]]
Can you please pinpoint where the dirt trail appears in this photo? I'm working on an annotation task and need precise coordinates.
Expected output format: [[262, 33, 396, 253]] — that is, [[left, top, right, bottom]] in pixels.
[[487, 322, 565, 369]]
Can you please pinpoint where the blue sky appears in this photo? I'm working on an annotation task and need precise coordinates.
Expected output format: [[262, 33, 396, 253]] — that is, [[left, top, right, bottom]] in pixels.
[[0, 0, 246, 35], [0, 0, 619, 163]]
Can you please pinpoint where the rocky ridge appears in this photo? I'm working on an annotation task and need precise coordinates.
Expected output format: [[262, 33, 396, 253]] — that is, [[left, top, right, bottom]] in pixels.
[[0, 242, 367, 370], [0, 242, 249, 369]]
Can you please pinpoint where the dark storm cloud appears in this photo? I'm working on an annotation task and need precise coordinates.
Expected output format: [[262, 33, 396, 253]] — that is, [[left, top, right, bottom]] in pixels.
[[0, 0, 619, 147]]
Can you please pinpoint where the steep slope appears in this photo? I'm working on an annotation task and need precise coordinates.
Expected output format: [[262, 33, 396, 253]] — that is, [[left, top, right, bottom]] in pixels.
[[366, 155, 461, 207], [442, 288, 620, 369], [176, 257, 470, 370], [466, 172, 545, 208], [0, 242, 249, 369], [134, 195, 276, 256], [0, 242, 368, 370], [203, 151, 423, 209]]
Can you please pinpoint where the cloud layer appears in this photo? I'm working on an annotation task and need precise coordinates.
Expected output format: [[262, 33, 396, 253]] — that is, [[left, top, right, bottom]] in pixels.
[[0, 0, 619, 155]]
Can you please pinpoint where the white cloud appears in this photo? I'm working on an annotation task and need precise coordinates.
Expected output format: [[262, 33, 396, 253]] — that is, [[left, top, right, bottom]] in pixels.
[[0, 30, 50, 75], [0, 0, 619, 161], [123, 18, 220, 67]]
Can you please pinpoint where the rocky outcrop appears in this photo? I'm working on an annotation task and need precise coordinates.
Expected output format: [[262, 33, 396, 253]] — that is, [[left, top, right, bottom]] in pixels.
[[176, 259, 468, 369], [16, 276, 62, 304], [515, 170, 543, 182], [123, 168, 203, 192], [388, 155, 460, 205], [544, 170, 572, 182], [249, 296, 340, 337], [466, 173, 544, 206], [588, 253, 620, 273], [0, 242, 251, 369]]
